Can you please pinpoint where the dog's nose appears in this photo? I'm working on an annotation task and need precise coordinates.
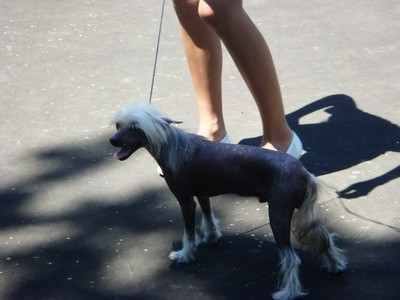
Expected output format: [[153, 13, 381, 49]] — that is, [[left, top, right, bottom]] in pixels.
[[110, 137, 120, 147]]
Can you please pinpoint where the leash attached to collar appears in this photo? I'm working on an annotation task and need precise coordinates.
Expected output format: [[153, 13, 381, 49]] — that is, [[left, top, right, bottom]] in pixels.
[[149, 0, 166, 104]]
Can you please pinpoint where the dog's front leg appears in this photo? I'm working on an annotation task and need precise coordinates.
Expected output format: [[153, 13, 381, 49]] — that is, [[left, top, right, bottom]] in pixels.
[[169, 196, 200, 263], [198, 197, 222, 243]]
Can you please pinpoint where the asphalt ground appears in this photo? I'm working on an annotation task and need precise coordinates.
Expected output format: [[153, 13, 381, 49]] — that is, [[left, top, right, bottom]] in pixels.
[[1, 1, 399, 299]]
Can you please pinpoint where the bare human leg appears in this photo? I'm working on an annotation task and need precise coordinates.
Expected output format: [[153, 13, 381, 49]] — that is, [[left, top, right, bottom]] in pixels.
[[174, 0, 297, 153], [173, 0, 227, 142]]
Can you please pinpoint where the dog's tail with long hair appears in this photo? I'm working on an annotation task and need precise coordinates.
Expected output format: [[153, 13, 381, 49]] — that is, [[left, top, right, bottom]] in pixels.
[[292, 172, 348, 272], [292, 173, 332, 254]]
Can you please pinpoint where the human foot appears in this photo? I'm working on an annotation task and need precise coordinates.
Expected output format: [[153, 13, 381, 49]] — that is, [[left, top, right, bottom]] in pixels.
[[261, 131, 303, 159]]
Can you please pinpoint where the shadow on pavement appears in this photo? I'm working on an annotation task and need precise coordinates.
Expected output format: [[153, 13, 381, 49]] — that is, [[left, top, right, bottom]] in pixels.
[[0, 139, 176, 299], [1, 96, 400, 299], [0, 139, 113, 228], [240, 94, 400, 199], [161, 238, 400, 300]]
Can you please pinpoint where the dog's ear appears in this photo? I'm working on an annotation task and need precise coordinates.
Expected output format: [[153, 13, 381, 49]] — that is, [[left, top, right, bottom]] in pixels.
[[162, 117, 182, 125]]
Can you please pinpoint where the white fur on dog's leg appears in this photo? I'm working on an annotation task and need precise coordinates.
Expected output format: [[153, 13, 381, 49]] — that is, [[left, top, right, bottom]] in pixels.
[[322, 234, 348, 273], [200, 213, 222, 244], [169, 231, 197, 263], [272, 248, 307, 300], [195, 232, 202, 246]]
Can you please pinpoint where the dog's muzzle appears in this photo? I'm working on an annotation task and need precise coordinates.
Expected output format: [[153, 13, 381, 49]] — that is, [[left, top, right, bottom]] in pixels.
[[109, 135, 140, 161]]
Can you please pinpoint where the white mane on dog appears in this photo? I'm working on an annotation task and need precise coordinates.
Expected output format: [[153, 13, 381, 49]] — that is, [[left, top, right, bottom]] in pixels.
[[112, 102, 204, 175]]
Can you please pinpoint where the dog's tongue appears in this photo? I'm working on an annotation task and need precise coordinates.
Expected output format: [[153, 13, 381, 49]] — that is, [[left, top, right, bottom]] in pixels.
[[113, 151, 121, 160], [114, 146, 130, 160]]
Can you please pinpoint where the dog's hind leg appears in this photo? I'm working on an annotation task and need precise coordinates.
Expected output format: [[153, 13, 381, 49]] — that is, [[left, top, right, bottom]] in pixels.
[[293, 174, 347, 274], [320, 234, 348, 273], [169, 196, 200, 263], [198, 197, 222, 243], [269, 204, 307, 300]]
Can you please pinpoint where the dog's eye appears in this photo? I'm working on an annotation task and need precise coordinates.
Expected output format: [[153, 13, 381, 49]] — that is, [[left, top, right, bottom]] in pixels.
[[130, 125, 140, 132], [116, 123, 121, 130]]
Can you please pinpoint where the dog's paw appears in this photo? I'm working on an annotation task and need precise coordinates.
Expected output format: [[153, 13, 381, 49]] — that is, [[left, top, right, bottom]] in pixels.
[[321, 237, 348, 274], [202, 230, 222, 244], [200, 216, 222, 244], [169, 250, 194, 263], [195, 232, 202, 246]]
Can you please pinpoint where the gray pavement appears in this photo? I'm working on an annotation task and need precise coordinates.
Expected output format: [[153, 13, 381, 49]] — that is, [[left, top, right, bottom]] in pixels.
[[1, 1, 399, 299]]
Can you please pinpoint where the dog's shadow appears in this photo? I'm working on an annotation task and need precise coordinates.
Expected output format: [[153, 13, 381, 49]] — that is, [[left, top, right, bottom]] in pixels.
[[166, 232, 352, 299], [168, 235, 295, 298], [240, 94, 400, 199]]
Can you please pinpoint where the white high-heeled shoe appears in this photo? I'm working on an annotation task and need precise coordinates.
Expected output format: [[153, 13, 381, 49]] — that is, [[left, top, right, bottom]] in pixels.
[[219, 134, 231, 144], [286, 131, 303, 159]]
